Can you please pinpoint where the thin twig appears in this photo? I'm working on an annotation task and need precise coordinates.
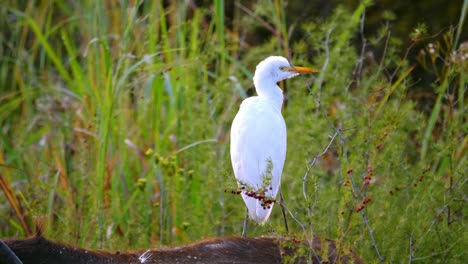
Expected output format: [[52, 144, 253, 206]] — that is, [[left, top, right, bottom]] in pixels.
[[235, 2, 287, 51], [295, 25, 341, 264], [278, 199, 321, 264], [174, 139, 218, 154], [345, 9, 386, 261], [408, 232, 414, 264], [302, 131, 340, 196], [375, 29, 391, 83], [411, 240, 460, 261], [354, 7, 367, 88], [390, 27, 448, 81], [362, 211, 383, 261]]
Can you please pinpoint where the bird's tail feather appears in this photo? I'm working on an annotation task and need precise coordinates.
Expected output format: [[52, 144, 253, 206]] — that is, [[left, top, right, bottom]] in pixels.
[[242, 195, 273, 224]]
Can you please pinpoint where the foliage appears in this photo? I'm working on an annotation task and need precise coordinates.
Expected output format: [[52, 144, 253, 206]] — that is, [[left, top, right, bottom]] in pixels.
[[0, 0, 466, 262]]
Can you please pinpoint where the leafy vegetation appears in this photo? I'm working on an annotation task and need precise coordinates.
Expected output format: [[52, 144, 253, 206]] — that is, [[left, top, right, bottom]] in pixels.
[[0, 0, 466, 262]]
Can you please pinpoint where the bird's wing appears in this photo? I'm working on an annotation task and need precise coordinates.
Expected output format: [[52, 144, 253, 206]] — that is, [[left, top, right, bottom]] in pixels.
[[230, 97, 286, 223]]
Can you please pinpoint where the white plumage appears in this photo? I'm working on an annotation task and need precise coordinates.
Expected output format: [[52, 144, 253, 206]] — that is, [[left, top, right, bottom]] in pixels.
[[230, 56, 318, 224]]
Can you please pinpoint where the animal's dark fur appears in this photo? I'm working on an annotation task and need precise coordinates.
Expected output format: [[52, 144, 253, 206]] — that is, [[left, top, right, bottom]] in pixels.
[[0, 240, 22, 264], [2, 233, 363, 264]]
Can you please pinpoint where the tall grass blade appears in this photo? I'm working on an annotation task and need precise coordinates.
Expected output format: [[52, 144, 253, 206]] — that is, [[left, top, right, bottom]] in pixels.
[[0, 174, 31, 235], [454, 0, 468, 49], [375, 65, 415, 117], [21, 15, 72, 89], [214, 0, 225, 72], [420, 78, 448, 160]]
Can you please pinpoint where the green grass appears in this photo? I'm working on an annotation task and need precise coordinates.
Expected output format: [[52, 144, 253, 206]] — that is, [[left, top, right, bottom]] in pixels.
[[0, 0, 466, 262]]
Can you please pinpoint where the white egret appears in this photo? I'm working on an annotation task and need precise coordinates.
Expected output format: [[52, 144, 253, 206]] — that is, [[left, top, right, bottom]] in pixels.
[[230, 56, 318, 235]]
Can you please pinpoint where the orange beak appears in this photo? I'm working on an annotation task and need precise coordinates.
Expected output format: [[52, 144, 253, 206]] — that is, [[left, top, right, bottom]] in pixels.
[[290, 66, 320, 74]]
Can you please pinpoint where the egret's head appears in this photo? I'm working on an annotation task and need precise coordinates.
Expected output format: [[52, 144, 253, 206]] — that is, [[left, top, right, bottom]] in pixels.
[[254, 56, 318, 84]]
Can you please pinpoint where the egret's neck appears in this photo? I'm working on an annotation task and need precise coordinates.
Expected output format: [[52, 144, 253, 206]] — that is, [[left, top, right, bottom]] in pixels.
[[253, 78, 284, 111]]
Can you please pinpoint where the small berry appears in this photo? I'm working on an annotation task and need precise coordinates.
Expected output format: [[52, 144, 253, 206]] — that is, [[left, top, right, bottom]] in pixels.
[[355, 205, 365, 212], [363, 197, 371, 204], [343, 179, 350, 186]]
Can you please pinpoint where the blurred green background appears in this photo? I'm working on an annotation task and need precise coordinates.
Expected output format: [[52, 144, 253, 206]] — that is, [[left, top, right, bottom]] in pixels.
[[0, 0, 466, 262]]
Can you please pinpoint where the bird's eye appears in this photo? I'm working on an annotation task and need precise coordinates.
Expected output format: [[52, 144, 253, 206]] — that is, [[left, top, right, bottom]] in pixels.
[[279, 66, 288, 71]]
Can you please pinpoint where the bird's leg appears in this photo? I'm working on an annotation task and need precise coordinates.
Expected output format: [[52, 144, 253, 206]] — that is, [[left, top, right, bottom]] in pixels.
[[242, 208, 249, 237], [279, 190, 289, 234]]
